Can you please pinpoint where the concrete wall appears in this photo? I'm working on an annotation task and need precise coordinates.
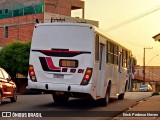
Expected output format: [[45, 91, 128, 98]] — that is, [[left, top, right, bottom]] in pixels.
[[44, 12, 99, 27], [44, 0, 84, 17]]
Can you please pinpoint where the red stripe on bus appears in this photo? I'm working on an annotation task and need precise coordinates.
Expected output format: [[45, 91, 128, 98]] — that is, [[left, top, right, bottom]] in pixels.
[[45, 57, 61, 70]]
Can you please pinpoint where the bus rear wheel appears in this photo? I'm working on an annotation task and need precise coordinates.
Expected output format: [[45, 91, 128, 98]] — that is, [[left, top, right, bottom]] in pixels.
[[99, 85, 110, 106], [118, 93, 125, 100], [52, 93, 69, 104]]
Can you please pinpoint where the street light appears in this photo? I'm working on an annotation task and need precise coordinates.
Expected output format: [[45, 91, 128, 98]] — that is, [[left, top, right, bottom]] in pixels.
[[143, 47, 153, 84]]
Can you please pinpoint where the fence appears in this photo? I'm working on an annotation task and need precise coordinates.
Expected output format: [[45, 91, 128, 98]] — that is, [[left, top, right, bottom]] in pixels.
[[0, 0, 44, 19]]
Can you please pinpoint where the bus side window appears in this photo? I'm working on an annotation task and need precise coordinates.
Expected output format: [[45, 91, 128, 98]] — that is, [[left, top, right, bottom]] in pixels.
[[95, 34, 99, 61], [122, 49, 127, 67], [106, 40, 108, 63], [107, 41, 111, 63], [126, 51, 130, 68], [114, 44, 118, 65], [107, 41, 114, 64]]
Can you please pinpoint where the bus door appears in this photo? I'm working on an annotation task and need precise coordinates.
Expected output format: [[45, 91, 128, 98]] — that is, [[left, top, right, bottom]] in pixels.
[[97, 43, 106, 96]]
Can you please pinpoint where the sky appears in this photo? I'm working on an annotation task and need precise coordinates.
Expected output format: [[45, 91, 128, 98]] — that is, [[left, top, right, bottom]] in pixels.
[[72, 0, 160, 66]]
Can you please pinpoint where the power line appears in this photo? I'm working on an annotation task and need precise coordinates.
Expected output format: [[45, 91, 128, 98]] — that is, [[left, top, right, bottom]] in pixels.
[[146, 54, 159, 66], [145, 69, 160, 79], [107, 4, 160, 32]]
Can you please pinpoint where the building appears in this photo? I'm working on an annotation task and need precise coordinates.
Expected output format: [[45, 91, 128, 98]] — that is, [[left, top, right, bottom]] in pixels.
[[0, 0, 98, 46], [152, 33, 160, 91], [133, 65, 160, 92]]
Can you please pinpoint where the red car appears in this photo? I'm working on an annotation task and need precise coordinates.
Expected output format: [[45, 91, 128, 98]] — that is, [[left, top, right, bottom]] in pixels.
[[0, 68, 17, 105]]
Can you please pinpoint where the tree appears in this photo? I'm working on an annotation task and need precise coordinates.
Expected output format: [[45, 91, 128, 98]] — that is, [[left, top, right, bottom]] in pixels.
[[0, 41, 31, 79]]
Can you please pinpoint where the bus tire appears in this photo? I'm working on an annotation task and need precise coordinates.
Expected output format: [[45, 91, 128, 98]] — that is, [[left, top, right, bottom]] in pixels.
[[118, 93, 125, 100], [100, 85, 110, 106], [52, 93, 69, 104]]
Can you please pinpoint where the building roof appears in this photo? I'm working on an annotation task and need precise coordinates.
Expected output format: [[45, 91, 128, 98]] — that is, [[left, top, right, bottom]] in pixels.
[[152, 33, 160, 42], [134, 66, 160, 82]]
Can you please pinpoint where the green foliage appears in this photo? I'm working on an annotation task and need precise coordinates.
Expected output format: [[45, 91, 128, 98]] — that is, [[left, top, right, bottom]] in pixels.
[[152, 92, 160, 96], [0, 41, 31, 78]]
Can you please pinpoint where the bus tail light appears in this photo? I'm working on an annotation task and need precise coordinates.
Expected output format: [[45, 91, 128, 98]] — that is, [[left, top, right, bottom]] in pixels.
[[80, 68, 92, 85], [29, 65, 37, 82]]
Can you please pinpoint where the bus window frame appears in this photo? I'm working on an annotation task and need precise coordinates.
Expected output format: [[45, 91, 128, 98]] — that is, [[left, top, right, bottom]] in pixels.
[[95, 33, 99, 62]]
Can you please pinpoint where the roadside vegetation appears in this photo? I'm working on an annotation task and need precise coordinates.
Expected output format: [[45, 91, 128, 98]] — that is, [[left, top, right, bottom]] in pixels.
[[152, 91, 160, 96], [0, 41, 31, 79]]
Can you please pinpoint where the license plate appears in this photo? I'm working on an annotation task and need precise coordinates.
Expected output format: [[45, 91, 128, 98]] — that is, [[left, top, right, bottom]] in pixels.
[[53, 74, 64, 79], [59, 59, 78, 68]]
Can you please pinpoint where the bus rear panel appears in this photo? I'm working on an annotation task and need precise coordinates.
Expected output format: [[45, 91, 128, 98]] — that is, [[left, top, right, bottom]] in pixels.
[[27, 23, 95, 98]]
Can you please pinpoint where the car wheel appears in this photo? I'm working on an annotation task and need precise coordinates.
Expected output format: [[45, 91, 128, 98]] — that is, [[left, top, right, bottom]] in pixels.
[[0, 92, 2, 105], [10, 90, 17, 102]]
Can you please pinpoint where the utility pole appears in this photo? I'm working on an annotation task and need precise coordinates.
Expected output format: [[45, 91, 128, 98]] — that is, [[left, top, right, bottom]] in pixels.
[[143, 47, 153, 84]]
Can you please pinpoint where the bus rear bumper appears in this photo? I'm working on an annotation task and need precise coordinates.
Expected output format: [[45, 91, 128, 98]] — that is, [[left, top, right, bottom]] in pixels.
[[27, 80, 95, 98]]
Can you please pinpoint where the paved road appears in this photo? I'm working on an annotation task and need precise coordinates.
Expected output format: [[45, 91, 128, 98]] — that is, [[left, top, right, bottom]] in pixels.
[[0, 92, 152, 120]]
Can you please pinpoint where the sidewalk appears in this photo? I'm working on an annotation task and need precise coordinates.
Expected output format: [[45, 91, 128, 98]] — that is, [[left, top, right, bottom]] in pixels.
[[115, 95, 160, 120]]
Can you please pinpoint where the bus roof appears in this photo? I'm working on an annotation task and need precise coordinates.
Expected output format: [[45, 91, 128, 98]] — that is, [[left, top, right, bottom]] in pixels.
[[35, 22, 93, 28], [94, 26, 131, 52]]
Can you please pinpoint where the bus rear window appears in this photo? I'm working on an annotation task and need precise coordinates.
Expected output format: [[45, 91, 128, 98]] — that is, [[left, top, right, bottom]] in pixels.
[[59, 59, 78, 68]]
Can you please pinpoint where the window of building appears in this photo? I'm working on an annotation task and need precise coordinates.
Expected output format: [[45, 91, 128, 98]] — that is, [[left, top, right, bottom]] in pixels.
[[4, 26, 9, 38]]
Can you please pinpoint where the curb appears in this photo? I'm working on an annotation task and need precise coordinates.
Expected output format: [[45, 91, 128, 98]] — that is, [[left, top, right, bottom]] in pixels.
[[113, 95, 152, 119]]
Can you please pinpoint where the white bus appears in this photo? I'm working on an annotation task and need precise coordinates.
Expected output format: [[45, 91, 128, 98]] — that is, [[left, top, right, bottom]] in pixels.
[[27, 23, 133, 106]]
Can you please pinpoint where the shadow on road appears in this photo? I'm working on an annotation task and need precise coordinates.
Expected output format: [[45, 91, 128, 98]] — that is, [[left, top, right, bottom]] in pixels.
[[35, 97, 118, 110]]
